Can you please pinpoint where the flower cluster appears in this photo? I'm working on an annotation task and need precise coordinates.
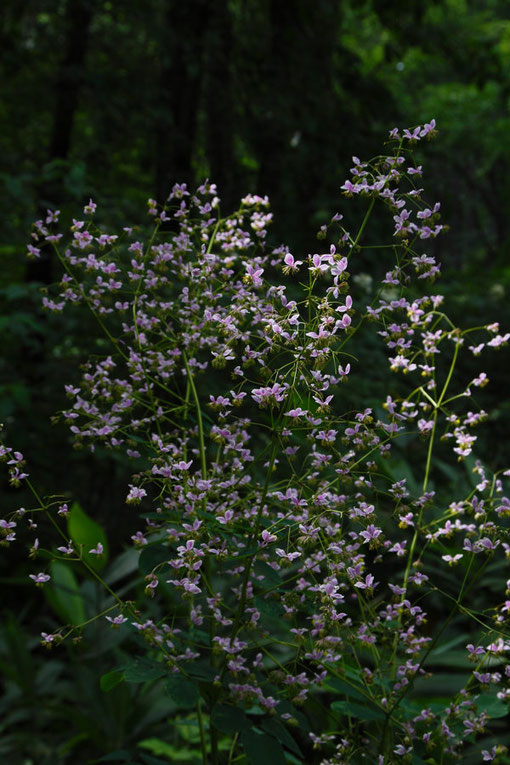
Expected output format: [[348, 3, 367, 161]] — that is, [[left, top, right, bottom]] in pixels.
[[2, 123, 510, 763]]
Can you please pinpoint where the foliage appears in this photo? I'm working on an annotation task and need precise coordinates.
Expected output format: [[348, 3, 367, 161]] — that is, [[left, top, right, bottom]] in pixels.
[[2, 124, 510, 763]]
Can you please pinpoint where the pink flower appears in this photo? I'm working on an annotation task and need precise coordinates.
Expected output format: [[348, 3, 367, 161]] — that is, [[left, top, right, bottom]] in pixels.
[[359, 525, 382, 544], [354, 574, 378, 591], [57, 542, 74, 554], [244, 263, 264, 287], [260, 529, 277, 545], [126, 485, 147, 504], [282, 253, 303, 274], [284, 408, 309, 419], [275, 549, 302, 562], [30, 573, 51, 585], [106, 614, 128, 625], [442, 554, 463, 565]]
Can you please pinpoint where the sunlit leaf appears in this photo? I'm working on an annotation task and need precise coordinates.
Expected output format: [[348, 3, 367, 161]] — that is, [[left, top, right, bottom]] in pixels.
[[100, 670, 124, 692], [67, 501, 108, 571], [45, 560, 86, 625]]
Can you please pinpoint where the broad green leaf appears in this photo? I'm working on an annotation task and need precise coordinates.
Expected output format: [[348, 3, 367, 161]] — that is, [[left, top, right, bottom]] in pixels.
[[222, 546, 259, 563], [241, 729, 287, 765], [67, 501, 108, 571], [414, 674, 470, 695], [331, 700, 385, 721], [186, 661, 218, 682], [463, 453, 481, 489], [138, 544, 170, 575], [273, 700, 310, 732], [253, 561, 281, 586], [104, 548, 139, 585], [323, 675, 368, 702], [56, 731, 89, 757], [45, 560, 86, 625], [433, 456, 463, 484], [100, 670, 124, 692], [138, 738, 197, 761], [376, 455, 420, 496], [261, 717, 302, 756], [475, 693, 509, 719], [254, 595, 283, 620], [426, 648, 472, 669], [123, 657, 167, 683], [412, 755, 434, 765], [211, 704, 251, 733], [430, 634, 468, 655], [166, 674, 200, 708], [97, 752, 132, 762], [139, 754, 172, 765]]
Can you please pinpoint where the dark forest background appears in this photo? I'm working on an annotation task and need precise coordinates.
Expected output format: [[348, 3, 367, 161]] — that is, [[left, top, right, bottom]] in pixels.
[[3, 0, 510, 520], [2, 1, 510, 762]]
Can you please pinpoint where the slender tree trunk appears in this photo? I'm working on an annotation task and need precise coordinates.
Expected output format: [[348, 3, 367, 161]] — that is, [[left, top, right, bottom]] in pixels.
[[155, 0, 210, 202], [24, 0, 95, 402], [49, 0, 94, 161], [28, 0, 95, 285], [204, 0, 235, 211]]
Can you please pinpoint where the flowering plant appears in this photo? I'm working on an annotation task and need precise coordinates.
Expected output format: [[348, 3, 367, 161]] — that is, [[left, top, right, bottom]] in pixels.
[[3, 121, 510, 764]]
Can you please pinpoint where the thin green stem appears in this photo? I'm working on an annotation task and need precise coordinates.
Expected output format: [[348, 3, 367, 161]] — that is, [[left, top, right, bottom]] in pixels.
[[351, 197, 375, 250], [197, 700, 208, 765], [227, 733, 239, 765], [182, 352, 207, 483]]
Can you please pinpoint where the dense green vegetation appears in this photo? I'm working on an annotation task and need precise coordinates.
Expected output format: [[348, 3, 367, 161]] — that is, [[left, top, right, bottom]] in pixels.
[[1, 1, 510, 763]]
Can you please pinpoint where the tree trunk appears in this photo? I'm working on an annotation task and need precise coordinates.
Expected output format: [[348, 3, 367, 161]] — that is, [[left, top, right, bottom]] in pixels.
[[28, 0, 95, 285], [204, 0, 235, 211], [154, 0, 210, 202]]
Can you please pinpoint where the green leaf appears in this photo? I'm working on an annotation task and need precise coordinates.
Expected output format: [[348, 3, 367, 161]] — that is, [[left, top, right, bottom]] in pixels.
[[123, 657, 167, 683], [100, 670, 124, 692], [104, 548, 139, 585], [45, 560, 86, 625], [211, 704, 251, 733], [253, 561, 281, 586], [430, 634, 467, 655], [186, 661, 218, 682], [138, 738, 197, 761], [475, 693, 509, 719], [67, 501, 108, 571], [139, 754, 172, 765], [323, 675, 368, 702], [254, 595, 283, 620], [241, 730, 287, 765], [138, 544, 170, 575], [412, 755, 433, 765], [261, 717, 302, 756], [414, 673, 469, 695], [222, 546, 259, 563], [273, 700, 310, 732], [331, 700, 385, 721], [426, 649, 472, 669], [166, 674, 200, 708], [463, 453, 481, 489], [96, 752, 132, 762]]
